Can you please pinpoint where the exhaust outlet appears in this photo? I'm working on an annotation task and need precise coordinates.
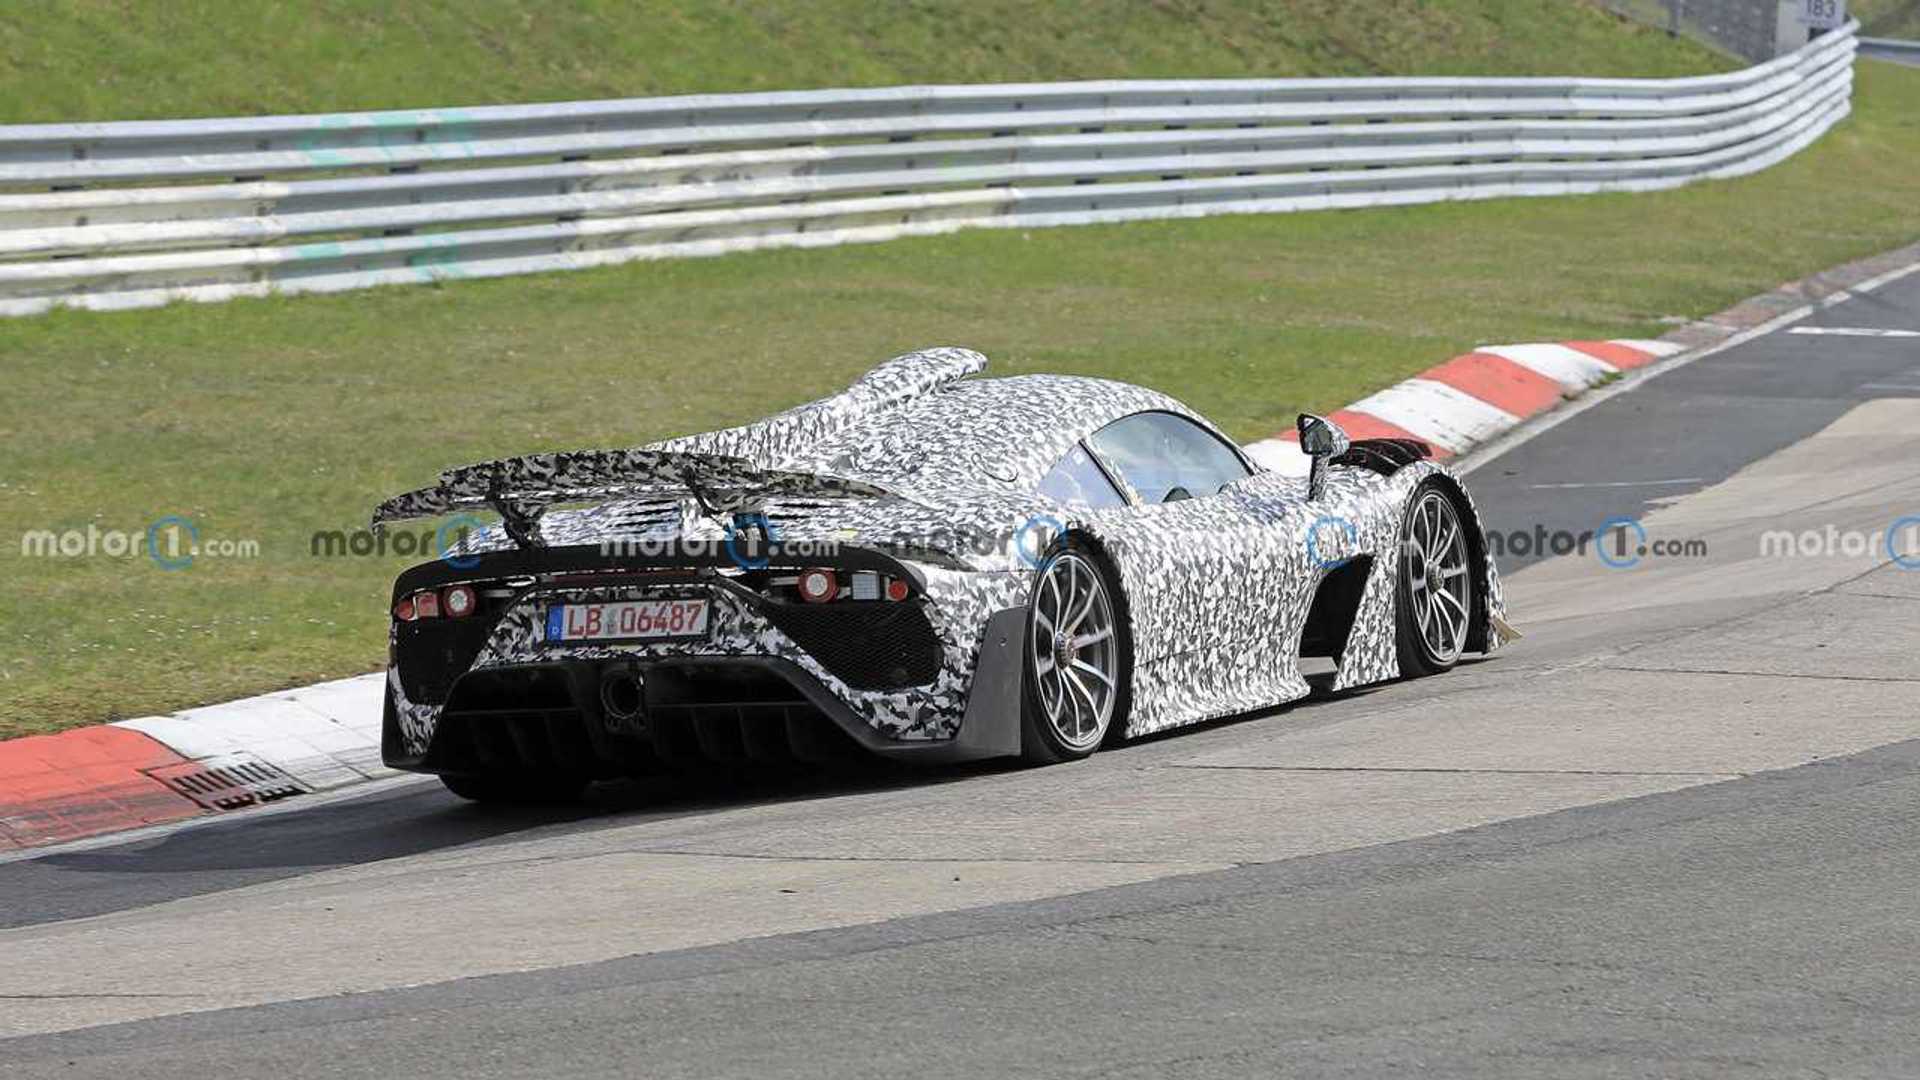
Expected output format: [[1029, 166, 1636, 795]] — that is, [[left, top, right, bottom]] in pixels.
[[599, 667, 645, 733]]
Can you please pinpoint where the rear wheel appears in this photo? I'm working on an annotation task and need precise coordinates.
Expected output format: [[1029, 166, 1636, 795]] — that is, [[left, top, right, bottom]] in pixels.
[[439, 773, 588, 804], [1394, 483, 1474, 677], [1020, 544, 1129, 763]]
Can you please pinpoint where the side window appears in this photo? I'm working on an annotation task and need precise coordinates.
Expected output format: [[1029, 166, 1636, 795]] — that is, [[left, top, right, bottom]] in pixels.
[[1037, 443, 1127, 509], [1087, 411, 1251, 504]]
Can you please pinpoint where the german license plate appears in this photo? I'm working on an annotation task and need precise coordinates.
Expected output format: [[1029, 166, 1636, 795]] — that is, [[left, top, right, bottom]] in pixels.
[[544, 598, 710, 644]]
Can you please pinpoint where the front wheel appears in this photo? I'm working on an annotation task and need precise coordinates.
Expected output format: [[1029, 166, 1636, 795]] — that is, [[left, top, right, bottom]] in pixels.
[[1020, 544, 1130, 764], [1394, 484, 1475, 678]]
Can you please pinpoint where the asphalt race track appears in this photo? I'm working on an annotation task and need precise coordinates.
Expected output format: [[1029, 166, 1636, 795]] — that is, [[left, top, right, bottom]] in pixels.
[[3, 273, 1918, 1077]]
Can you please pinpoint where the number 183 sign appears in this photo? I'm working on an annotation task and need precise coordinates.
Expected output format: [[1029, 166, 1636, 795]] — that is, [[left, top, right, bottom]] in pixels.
[[1797, 0, 1847, 29]]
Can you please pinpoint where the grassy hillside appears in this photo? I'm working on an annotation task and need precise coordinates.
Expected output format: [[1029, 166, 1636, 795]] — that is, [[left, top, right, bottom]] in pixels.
[[1856, 0, 1920, 39], [0, 0, 1730, 123], [3, 6, 1918, 738]]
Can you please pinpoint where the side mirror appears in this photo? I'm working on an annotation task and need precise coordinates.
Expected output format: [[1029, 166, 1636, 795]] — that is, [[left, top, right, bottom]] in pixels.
[[1297, 413, 1351, 459], [1297, 413, 1350, 501]]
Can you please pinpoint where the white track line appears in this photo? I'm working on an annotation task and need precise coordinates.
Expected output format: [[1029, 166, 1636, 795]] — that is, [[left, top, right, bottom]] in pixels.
[[1460, 256, 1920, 476], [1529, 477, 1704, 490], [1787, 326, 1919, 337]]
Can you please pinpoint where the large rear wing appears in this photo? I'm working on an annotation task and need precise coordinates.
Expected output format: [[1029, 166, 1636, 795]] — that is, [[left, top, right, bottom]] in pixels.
[[371, 447, 902, 546]]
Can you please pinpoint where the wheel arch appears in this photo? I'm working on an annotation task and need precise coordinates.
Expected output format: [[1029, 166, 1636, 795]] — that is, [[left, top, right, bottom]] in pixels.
[[1326, 465, 1491, 691], [1413, 471, 1495, 654]]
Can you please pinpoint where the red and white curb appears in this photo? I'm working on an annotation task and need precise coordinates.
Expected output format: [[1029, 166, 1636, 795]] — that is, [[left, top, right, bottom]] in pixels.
[[1243, 339, 1685, 474], [0, 727, 205, 850], [1, 675, 386, 850], [113, 674, 388, 791], [1, 338, 1683, 851]]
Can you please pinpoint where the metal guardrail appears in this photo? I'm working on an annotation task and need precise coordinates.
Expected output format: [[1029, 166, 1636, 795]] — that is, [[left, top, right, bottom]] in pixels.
[[1859, 35, 1920, 62], [0, 22, 1857, 316]]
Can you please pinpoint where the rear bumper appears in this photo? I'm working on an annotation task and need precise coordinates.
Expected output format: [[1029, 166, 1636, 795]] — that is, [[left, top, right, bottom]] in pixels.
[[383, 605, 1026, 774]]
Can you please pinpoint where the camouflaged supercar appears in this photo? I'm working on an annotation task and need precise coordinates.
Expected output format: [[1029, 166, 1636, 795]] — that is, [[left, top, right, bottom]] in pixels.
[[373, 347, 1513, 801]]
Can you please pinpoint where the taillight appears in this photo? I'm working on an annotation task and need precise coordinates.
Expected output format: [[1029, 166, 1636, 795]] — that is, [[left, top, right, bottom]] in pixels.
[[797, 568, 838, 604], [443, 585, 477, 617], [772, 569, 908, 603], [396, 585, 482, 622]]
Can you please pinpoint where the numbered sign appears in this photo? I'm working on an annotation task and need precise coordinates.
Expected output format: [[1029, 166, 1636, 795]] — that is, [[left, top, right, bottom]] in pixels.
[[1798, 0, 1847, 29]]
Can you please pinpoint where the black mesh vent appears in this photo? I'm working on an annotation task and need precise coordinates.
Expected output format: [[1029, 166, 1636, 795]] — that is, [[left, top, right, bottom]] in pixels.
[[601, 499, 681, 535], [758, 600, 942, 689], [1333, 437, 1433, 476]]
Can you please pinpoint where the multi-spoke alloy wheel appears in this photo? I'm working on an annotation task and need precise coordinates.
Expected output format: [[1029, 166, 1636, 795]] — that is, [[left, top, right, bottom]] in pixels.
[[1396, 486, 1473, 675], [1022, 548, 1124, 761]]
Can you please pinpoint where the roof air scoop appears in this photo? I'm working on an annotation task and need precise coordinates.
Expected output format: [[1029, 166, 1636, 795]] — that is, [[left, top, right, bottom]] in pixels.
[[649, 346, 988, 469], [844, 346, 988, 404]]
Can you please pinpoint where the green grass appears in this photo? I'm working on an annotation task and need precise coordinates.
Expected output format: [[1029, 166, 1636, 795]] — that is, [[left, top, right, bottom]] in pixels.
[[3, 7, 1918, 738], [0, 0, 1732, 123], [1856, 0, 1920, 39]]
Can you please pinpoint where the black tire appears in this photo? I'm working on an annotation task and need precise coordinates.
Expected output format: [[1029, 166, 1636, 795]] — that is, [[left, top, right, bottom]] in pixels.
[[439, 773, 588, 804], [1393, 481, 1475, 678], [1019, 540, 1132, 764]]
